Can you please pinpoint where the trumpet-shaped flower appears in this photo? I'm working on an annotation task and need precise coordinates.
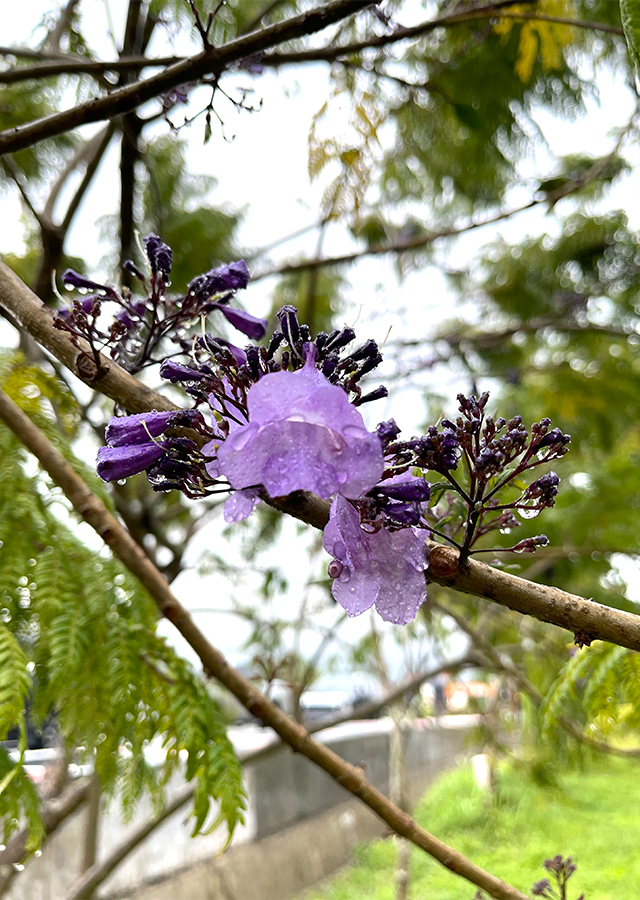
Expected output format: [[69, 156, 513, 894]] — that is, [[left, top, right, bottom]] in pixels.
[[323, 495, 428, 625], [216, 346, 384, 499]]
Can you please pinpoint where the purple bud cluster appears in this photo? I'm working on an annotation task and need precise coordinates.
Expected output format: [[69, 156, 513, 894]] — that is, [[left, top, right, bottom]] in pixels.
[[54, 235, 259, 376], [532, 855, 582, 900], [96, 409, 214, 496], [90, 234, 571, 624]]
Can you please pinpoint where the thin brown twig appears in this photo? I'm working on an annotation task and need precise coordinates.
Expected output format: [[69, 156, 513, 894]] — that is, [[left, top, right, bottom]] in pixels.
[[0, 0, 375, 157], [253, 101, 638, 280], [0, 387, 528, 900]]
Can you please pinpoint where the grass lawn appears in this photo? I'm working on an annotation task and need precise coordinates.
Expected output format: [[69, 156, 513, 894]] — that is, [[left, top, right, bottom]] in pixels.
[[303, 756, 640, 899]]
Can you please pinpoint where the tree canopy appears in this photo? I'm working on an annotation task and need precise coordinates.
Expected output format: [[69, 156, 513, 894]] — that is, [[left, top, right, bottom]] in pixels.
[[2, 2, 640, 898]]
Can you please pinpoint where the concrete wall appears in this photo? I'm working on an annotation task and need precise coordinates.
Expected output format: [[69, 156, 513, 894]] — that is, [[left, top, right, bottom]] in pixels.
[[7, 716, 476, 900]]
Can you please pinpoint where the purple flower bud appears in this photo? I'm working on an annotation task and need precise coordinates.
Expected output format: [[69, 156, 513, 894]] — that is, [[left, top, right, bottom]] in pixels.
[[57, 296, 99, 320], [105, 411, 176, 447], [523, 472, 560, 505], [322, 353, 340, 378], [356, 385, 388, 405], [277, 305, 300, 345], [376, 419, 401, 448], [350, 339, 379, 362], [536, 427, 571, 450], [97, 442, 165, 482], [512, 535, 549, 553], [325, 328, 356, 352], [355, 352, 383, 379], [160, 360, 208, 383], [268, 331, 285, 358], [212, 304, 268, 340], [375, 474, 431, 502], [62, 270, 109, 293], [189, 260, 250, 300], [531, 879, 551, 896], [144, 233, 172, 280]]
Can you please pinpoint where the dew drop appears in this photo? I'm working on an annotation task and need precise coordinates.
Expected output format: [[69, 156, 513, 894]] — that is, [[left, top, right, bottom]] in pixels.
[[518, 507, 540, 520]]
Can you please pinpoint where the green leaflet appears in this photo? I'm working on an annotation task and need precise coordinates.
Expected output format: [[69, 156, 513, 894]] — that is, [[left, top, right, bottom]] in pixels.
[[0, 626, 31, 740], [620, 0, 640, 75], [0, 355, 245, 855]]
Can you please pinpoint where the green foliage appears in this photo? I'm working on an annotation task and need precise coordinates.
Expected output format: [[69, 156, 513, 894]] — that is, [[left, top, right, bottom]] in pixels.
[[620, 0, 640, 75], [0, 357, 245, 854], [0, 627, 31, 741], [542, 641, 640, 741], [306, 757, 640, 899]]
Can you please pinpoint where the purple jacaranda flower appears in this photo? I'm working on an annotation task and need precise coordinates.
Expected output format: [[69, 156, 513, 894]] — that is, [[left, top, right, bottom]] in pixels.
[[105, 411, 177, 446], [323, 495, 428, 624], [97, 443, 166, 481], [104, 409, 206, 447], [217, 345, 384, 499], [212, 304, 268, 340], [224, 488, 261, 523]]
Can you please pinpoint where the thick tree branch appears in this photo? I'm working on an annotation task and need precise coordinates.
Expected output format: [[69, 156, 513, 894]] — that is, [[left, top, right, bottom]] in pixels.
[[426, 543, 640, 652], [0, 0, 374, 157], [2, 265, 640, 659], [0, 1, 622, 85], [0, 389, 528, 900]]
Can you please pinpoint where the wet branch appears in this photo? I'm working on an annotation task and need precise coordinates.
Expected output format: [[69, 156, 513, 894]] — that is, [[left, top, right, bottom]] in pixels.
[[2, 263, 640, 660], [0, 0, 375, 156], [0, 387, 528, 900]]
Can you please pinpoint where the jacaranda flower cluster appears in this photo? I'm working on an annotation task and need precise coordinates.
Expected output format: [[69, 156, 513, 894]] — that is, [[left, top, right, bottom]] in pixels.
[[84, 236, 570, 624]]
